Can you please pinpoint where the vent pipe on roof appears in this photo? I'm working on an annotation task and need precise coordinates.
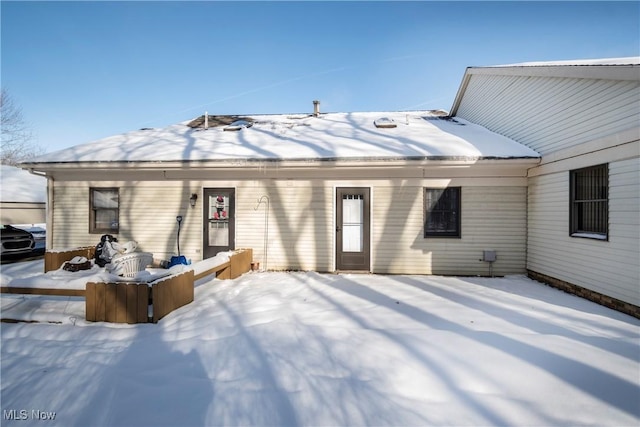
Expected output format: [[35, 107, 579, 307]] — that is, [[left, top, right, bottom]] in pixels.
[[313, 100, 320, 117], [204, 112, 209, 129]]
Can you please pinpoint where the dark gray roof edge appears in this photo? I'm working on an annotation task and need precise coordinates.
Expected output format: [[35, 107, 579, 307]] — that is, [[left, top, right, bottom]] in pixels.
[[21, 155, 541, 168], [475, 63, 640, 69]]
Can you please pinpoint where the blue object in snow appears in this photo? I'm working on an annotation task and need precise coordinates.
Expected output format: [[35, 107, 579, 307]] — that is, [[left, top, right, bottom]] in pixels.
[[169, 255, 190, 267], [169, 215, 190, 267]]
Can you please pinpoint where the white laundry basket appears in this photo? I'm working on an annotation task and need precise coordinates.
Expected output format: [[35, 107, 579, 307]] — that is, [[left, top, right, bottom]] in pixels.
[[107, 252, 154, 278]]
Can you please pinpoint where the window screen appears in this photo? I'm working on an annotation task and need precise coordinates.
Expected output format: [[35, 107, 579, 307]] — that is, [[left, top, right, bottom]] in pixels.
[[424, 187, 461, 238], [90, 188, 119, 233], [570, 164, 608, 239]]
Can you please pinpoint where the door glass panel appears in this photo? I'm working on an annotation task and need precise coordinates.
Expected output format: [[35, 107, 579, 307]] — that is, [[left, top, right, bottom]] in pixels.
[[342, 194, 363, 252], [208, 194, 229, 246]]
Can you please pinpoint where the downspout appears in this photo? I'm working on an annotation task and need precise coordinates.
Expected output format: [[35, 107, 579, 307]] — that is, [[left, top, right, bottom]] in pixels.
[[27, 168, 52, 251], [524, 159, 541, 276], [254, 195, 269, 271]]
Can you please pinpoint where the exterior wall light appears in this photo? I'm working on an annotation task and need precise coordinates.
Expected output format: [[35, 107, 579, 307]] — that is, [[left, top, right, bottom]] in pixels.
[[189, 193, 198, 207]]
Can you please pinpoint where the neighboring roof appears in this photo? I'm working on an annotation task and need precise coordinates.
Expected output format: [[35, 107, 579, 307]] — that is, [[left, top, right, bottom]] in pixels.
[[26, 110, 539, 167], [0, 165, 47, 203], [450, 57, 640, 116], [489, 57, 640, 67]]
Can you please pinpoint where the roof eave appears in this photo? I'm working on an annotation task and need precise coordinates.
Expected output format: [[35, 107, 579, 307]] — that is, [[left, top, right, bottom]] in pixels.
[[21, 156, 541, 174], [464, 63, 640, 81], [449, 63, 640, 117], [450, 67, 473, 117]]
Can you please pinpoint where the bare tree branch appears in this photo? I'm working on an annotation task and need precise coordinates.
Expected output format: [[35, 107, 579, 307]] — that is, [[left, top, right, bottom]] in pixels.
[[1, 88, 42, 165]]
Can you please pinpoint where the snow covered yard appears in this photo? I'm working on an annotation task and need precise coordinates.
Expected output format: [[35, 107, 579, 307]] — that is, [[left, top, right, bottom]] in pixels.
[[1, 261, 639, 427]]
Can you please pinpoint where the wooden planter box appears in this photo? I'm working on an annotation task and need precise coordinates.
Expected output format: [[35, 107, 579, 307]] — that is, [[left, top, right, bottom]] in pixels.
[[194, 248, 253, 281], [86, 270, 195, 324], [45, 246, 96, 273], [86, 281, 149, 324], [152, 270, 194, 323], [230, 248, 253, 279], [12, 247, 254, 324]]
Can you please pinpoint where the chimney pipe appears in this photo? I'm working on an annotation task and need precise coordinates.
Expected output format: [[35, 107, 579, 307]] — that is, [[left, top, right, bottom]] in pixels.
[[204, 111, 209, 129], [313, 100, 320, 117]]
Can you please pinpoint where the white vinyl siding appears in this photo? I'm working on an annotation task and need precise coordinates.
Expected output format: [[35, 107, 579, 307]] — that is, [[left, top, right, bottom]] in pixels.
[[50, 174, 528, 276], [453, 64, 640, 308], [51, 185, 93, 249], [527, 157, 640, 306], [456, 74, 640, 155], [52, 184, 203, 261], [55, 181, 336, 272], [372, 185, 527, 276], [236, 183, 334, 272]]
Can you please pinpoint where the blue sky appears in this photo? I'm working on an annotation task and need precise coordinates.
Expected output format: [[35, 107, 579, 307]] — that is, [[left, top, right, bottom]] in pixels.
[[2, 1, 639, 153]]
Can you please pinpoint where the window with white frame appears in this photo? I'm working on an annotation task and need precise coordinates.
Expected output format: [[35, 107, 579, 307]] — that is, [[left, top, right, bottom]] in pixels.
[[424, 187, 461, 238], [570, 164, 608, 240], [90, 188, 119, 233]]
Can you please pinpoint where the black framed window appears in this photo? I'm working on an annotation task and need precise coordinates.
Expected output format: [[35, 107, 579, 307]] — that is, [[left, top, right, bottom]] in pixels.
[[424, 187, 461, 238], [90, 188, 119, 233], [570, 164, 608, 240]]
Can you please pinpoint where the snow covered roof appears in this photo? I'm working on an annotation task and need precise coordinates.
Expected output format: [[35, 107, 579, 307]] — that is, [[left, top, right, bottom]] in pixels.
[[0, 165, 46, 203], [489, 57, 640, 68], [27, 110, 539, 166]]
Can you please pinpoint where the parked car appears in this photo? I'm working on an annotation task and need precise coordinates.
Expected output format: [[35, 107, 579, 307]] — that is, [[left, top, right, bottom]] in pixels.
[[16, 225, 46, 252], [1, 225, 36, 257]]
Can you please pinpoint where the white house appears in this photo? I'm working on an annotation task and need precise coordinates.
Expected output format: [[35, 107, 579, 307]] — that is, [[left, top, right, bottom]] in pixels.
[[21, 57, 639, 317], [21, 107, 540, 278], [450, 57, 640, 316]]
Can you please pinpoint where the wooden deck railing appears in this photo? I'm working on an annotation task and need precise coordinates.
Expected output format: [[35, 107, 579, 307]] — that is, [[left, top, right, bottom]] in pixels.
[[85, 270, 195, 324], [230, 248, 253, 279], [5, 248, 253, 324], [194, 249, 253, 281], [152, 270, 194, 323], [86, 281, 150, 323]]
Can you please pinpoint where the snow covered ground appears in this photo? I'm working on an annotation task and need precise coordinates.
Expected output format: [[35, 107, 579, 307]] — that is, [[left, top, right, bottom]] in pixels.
[[1, 260, 639, 427]]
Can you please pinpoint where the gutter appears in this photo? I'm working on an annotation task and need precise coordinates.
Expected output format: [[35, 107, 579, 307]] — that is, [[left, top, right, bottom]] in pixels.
[[21, 155, 541, 171], [27, 168, 53, 250]]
